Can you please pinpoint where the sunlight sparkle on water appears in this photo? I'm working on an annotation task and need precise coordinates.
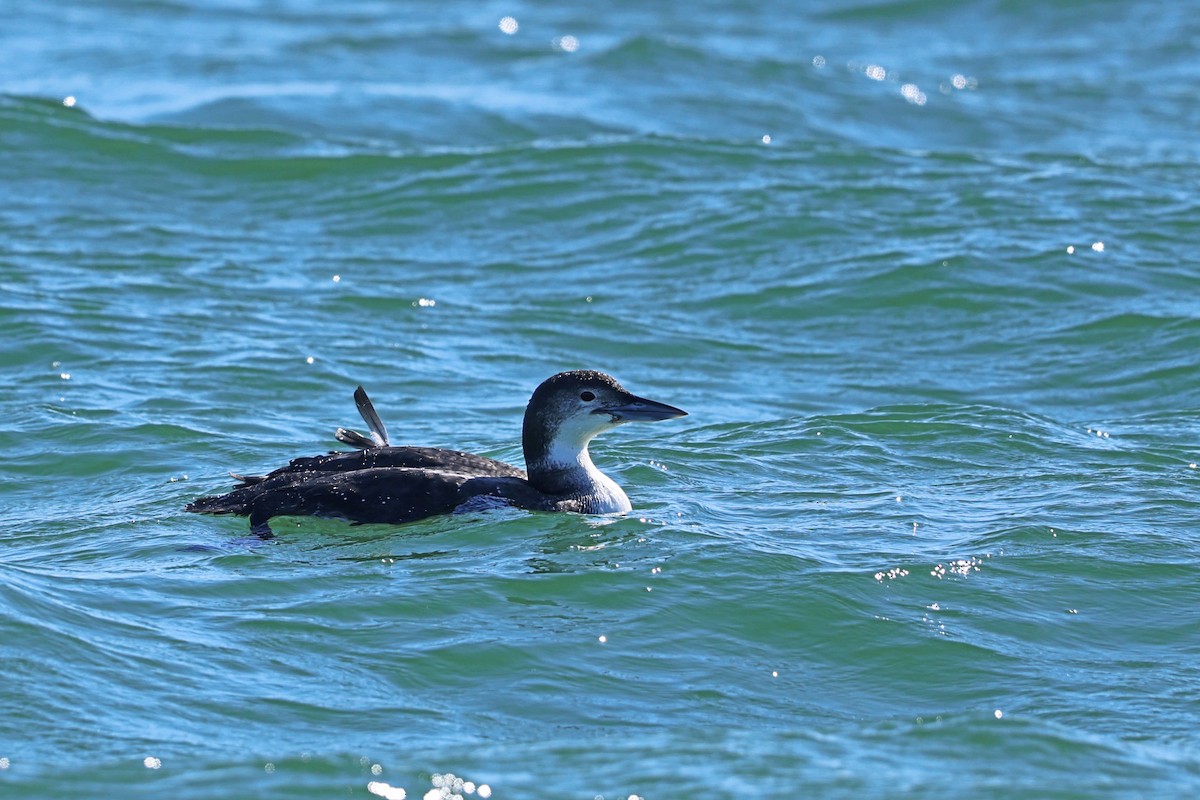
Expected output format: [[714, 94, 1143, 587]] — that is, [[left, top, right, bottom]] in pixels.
[[425, 770, 486, 799], [864, 64, 886, 81], [931, 557, 984, 578], [63, 95, 76, 107], [368, 782, 407, 800], [554, 35, 579, 52], [874, 567, 909, 581], [498, 16, 518, 35], [0, 757, 9, 770], [901, 83, 927, 105], [143, 756, 162, 769]]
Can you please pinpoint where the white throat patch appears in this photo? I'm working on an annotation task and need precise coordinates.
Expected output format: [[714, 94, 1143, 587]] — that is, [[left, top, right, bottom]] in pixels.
[[539, 415, 632, 514]]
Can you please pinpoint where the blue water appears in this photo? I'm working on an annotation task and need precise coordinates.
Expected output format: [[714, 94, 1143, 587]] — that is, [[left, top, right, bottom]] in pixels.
[[3, 1, 1200, 797]]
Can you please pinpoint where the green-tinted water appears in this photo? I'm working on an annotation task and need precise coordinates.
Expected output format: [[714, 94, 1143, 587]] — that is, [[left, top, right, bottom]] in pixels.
[[3, 1, 1200, 796]]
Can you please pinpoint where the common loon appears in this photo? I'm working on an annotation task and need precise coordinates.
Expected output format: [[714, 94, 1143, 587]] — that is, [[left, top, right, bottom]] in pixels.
[[185, 370, 686, 535]]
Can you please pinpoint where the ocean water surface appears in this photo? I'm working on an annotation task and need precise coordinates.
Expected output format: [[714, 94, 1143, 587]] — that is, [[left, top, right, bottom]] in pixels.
[[3, 0, 1200, 797]]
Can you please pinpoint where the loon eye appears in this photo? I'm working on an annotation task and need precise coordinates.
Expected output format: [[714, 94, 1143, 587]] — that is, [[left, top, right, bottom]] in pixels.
[[580, 390, 596, 402]]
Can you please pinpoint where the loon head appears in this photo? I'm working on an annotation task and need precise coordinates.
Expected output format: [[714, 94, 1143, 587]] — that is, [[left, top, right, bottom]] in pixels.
[[522, 370, 686, 495]]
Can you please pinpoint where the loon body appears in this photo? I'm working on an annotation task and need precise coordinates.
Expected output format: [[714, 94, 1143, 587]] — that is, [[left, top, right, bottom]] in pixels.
[[186, 370, 686, 535]]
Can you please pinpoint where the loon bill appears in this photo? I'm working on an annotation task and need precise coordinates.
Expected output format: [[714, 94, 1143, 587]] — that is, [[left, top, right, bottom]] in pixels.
[[185, 370, 687, 536]]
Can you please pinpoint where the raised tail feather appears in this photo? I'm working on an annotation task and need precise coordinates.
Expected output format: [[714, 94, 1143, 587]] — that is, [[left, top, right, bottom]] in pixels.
[[335, 385, 390, 449], [335, 427, 377, 448], [354, 385, 389, 447]]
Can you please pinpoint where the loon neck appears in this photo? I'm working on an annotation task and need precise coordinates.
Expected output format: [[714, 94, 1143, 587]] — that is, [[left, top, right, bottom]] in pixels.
[[526, 444, 631, 513], [522, 400, 631, 511], [526, 437, 604, 493]]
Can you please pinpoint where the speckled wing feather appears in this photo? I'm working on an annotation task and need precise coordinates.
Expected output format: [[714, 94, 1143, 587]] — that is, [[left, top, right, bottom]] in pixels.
[[240, 467, 473, 528], [186, 447, 531, 534], [222, 446, 524, 491], [188, 468, 548, 534]]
